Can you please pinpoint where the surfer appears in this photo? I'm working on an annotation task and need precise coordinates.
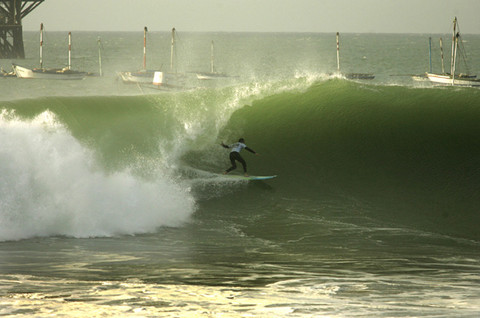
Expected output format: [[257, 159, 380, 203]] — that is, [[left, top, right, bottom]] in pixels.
[[221, 138, 258, 177]]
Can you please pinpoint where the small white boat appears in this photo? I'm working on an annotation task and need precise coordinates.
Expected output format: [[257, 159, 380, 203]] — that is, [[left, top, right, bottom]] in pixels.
[[335, 32, 374, 80], [13, 64, 87, 80], [118, 27, 156, 84], [426, 73, 480, 87], [118, 70, 156, 84], [151, 28, 186, 90], [196, 40, 231, 80], [153, 71, 186, 89], [1, 67, 16, 78], [14, 24, 86, 80], [196, 72, 230, 80]]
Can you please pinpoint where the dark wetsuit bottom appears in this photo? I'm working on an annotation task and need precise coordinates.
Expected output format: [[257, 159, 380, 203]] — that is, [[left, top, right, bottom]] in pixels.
[[226, 151, 247, 173]]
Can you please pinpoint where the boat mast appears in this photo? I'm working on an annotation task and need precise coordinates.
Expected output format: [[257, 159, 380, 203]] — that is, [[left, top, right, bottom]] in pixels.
[[67, 32, 72, 70], [451, 17, 460, 85], [143, 26, 147, 70], [39, 23, 43, 68], [210, 40, 214, 73], [428, 37, 432, 73], [336, 32, 340, 72], [98, 36, 103, 76], [439, 38, 445, 74], [170, 27, 176, 73], [450, 17, 457, 77], [452, 33, 459, 85]]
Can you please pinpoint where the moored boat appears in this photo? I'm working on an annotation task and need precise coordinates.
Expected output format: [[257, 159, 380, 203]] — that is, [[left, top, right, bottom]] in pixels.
[[118, 70, 156, 84], [426, 17, 479, 87], [118, 27, 156, 84], [13, 24, 86, 80], [335, 32, 375, 80], [196, 40, 231, 80], [151, 28, 186, 90], [426, 72, 480, 86], [13, 64, 87, 80]]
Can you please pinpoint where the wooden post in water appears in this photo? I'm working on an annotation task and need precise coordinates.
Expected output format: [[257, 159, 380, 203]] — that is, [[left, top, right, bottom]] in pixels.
[[170, 27, 176, 73], [67, 32, 72, 70], [439, 38, 445, 74], [39, 23, 43, 68], [143, 26, 147, 70], [98, 36, 103, 76], [210, 40, 214, 73], [336, 32, 340, 73]]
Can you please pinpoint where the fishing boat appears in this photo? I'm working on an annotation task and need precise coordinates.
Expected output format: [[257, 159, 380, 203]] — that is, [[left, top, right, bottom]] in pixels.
[[118, 27, 157, 83], [118, 70, 155, 83], [335, 32, 374, 80], [1, 67, 16, 77], [196, 41, 230, 80], [13, 64, 87, 80], [411, 37, 434, 82], [13, 24, 87, 80], [426, 17, 480, 87], [152, 28, 186, 89], [344, 73, 375, 80]]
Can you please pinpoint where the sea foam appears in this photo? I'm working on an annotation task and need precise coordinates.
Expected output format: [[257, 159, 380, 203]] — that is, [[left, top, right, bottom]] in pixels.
[[0, 111, 194, 241]]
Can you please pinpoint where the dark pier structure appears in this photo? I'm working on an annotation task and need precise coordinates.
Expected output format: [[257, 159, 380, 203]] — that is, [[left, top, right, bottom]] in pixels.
[[0, 0, 44, 58]]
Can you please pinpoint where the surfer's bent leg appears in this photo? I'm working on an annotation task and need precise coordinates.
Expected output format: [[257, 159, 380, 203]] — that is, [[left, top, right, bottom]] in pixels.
[[236, 153, 247, 173], [226, 152, 238, 173]]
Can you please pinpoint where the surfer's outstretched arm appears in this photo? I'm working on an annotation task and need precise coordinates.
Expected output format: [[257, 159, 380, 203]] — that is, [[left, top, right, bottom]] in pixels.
[[245, 147, 258, 155]]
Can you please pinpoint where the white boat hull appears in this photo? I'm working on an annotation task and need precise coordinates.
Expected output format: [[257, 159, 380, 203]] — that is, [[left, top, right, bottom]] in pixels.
[[196, 72, 230, 80], [426, 73, 480, 86], [153, 71, 186, 89], [117, 71, 155, 84], [13, 64, 86, 80]]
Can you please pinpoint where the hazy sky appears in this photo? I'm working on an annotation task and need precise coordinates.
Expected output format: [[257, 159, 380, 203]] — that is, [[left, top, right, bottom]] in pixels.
[[23, 0, 480, 34]]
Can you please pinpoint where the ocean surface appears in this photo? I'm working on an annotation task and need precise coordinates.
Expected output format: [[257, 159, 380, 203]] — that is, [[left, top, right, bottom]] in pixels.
[[1, 31, 480, 317]]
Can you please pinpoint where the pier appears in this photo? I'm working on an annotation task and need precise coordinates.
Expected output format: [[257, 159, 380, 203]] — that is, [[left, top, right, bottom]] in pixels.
[[0, 0, 44, 58]]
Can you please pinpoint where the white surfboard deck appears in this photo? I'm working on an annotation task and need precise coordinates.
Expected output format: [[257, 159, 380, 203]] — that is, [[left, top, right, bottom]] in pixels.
[[221, 174, 277, 181]]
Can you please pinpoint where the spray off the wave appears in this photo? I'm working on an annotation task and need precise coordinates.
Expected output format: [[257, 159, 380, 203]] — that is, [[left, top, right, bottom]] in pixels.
[[0, 110, 194, 241], [0, 76, 315, 241]]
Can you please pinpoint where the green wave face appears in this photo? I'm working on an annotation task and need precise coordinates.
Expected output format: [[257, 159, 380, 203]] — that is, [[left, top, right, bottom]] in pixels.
[[2, 79, 480, 240]]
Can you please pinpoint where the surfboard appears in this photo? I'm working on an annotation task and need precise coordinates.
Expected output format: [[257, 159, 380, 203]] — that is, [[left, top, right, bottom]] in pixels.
[[221, 174, 277, 181]]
